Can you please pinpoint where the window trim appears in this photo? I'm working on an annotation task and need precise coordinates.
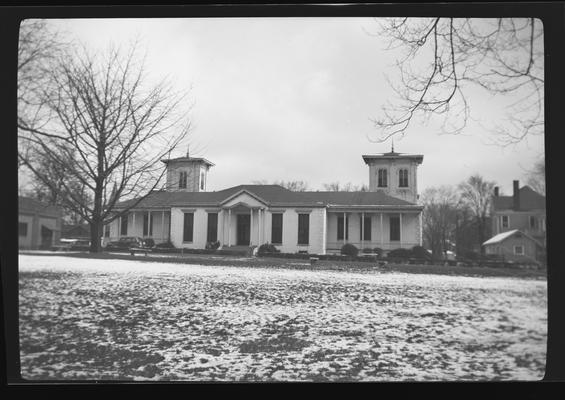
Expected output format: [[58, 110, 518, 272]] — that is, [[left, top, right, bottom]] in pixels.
[[183, 212, 194, 243], [399, 168, 409, 188], [377, 168, 388, 188], [337, 214, 349, 240], [271, 213, 283, 245], [179, 171, 187, 189], [501, 215, 509, 229], [207, 212, 218, 243], [360, 215, 371, 241], [514, 245, 524, 255], [297, 213, 309, 245], [389, 215, 400, 241]]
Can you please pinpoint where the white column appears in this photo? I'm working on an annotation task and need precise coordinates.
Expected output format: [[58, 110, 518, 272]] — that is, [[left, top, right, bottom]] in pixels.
[[259, 209, 262, 244], [343, 212, 346, 244], [228, 209, 232, 247], [148, 211, 152, 237], [250, 209, 254, 245], [161, 210, 165, 241], [132, 212, 136, 236], [361, 212, 364, 250], [398, 213, 402, 248], [380, 212, 384, 248]]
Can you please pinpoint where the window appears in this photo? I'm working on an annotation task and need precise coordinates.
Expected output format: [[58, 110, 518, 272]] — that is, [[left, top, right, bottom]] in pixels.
[[104, 225, 110, 237], [297, 214, 309, 245], [389, 215, 400, 241], [179, 171, 187, 189], [19, 222, 28, 237], [120, 213, 128, 236], [360, 215, 371, 241], [399, 169, 409, 187], [337, 214, 349, 240], [207, 213, 218, 243], [183, 212, 194, 242], [501, 215, 509, 229], [377, 169, 388, 188], [200, 172, 205, 191], [143, 212, 153, 236], [529, 216, 537, 230], [271, 213, 283, 244], [514, 245, 524, 255]]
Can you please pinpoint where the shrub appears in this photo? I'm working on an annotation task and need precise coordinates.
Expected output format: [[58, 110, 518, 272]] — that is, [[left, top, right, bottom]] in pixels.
[[205, 241, 221, 250], [155, 240, 175, 249], [387, 248, 412, 259], [341, 243, 359, 257], [372, 247, 384, 257], [258, 243, 280, 256], [411, 246, 432, 260]]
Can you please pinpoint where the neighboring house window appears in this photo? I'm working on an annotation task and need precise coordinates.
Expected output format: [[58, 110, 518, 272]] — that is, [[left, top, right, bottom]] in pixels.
[[200, 172, 205, 191], [529, 215, 537, 230], [360, 215, 371, 241], [179, 171, 187, 189], [19, 222, 28, 237], [104, 226, 110, 237], [120, 213, 128, 236], [377, 169, 388, 188], [514, 245, 524, 255], [389, 215, 400, 241], [143, 212, 153, 236], [207, 213, 218, 243], [271, 213, 283, 244], [183, 212, 194, 242], [501, 215, 509, 229], [337, 214, 349, 240], [297, 214, 309, 245], [399, 169, 409, 188]]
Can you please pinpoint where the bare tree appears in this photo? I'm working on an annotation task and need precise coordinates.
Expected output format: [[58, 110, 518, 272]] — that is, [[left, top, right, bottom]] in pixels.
[[372, 18, 543, 145], [458, 174, 496, 254], [18, 42, 191, 252], [525, 157, 545, 195], [421, 186, 459, 260], [322, 182, 369, 191]]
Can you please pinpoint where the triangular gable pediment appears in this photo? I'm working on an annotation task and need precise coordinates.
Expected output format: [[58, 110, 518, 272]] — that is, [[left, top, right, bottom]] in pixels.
[[221, 190, 268, 208]]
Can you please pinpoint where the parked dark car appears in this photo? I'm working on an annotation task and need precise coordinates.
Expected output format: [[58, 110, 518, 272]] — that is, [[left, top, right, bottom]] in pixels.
[[105, 236, 145, 250]]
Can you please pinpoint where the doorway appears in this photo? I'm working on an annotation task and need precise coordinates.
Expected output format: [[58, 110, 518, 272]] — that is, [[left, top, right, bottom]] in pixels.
[[236, 214, 250, 245]]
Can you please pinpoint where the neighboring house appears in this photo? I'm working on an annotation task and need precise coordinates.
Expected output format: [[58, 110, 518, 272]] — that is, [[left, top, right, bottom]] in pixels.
[[61, 223, 90, 240], [106, 149, 425, 255], [486, 180, 546, 263], [19, 196, 63, 250], [483, 229, 543, 264]]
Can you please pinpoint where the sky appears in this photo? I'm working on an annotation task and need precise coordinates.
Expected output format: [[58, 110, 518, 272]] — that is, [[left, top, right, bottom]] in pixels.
[[29, 18, 544, 196]]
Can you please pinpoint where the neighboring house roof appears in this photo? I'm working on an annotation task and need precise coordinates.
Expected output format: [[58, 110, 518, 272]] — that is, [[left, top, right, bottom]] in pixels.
[[114, 184, 420, 210], [482, 229, 542, 247], [493, 186, 545, 211], [19, 196, 62, 218]]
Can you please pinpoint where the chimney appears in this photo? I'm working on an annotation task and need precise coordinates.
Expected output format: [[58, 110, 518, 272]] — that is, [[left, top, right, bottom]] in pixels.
[[513, 180, 520, 210], [494, 186, 499, 197]]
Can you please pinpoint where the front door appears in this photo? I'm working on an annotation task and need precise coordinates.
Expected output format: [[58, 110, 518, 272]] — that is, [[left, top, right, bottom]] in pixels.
[[237, 214, 250, 245]]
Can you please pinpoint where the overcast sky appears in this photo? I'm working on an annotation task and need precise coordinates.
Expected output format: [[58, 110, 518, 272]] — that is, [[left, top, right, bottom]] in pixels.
[[37, 18, 544, 196]]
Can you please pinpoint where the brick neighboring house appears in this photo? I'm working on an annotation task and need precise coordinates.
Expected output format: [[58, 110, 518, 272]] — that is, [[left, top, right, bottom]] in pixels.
[[19, 197, 63, 250], [484, 180, 546, 264], [107, 149, 425, 255]]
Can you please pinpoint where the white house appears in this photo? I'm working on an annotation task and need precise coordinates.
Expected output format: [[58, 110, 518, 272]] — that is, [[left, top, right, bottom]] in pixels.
[[105, 149, 424, 255]]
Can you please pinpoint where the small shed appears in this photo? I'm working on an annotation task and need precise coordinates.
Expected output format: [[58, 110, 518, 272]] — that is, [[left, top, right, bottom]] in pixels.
[[482, 229, 543, 264]]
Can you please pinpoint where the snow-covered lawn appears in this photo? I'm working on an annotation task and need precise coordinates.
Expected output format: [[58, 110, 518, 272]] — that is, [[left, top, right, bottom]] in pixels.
[[19, 254, 547, 381]]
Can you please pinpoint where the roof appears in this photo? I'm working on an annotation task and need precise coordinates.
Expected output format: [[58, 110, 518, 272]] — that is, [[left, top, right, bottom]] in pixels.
[[114, 184, 421, 210], [160, 157, 215, 167], [19, 197, 63, 218], [493, 186, 545, 211], [482, 229, 542, 247], [362, 152, 424, 165]]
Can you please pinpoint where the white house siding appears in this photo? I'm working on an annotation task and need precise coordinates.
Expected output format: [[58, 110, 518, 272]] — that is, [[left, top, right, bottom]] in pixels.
[[19, 214, 34, 249]]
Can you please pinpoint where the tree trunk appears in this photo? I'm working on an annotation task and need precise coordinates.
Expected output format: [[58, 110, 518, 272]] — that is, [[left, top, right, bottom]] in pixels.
[[89, 219, 101, 253]]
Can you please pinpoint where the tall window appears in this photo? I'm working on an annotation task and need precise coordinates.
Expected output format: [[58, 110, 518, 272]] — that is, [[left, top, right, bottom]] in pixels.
[[143, 212, 153, 236], [19, 222, 28, 237], [120, 213, 128, 236], [399, 169, 409, 187], [207, 213, 218, 242], [389, 215, 400, 241], [529, 215, 537, 230], [104, 225, 110, 237], [183, 212, 194, 242], [360, 215, 371, 241], [179, 171, 187, 189], [337, 214, 349, 240], [200, 172, 205, 190], [377, 169, 388, 187], [271, 213, 283, 244], [298, 214, 309, 245], [501, 215, 509, 229]]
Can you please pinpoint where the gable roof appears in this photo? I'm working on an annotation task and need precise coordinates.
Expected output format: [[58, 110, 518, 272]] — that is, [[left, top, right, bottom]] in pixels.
[[19, 197, 63, 218], [114, 184, 419, 210], [493, 186, 545, 211], [482, 229, 542, 247]]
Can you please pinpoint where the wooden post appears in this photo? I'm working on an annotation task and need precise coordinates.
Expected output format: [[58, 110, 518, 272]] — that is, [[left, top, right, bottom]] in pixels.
[[250, 208, 254, 246], [228, 209, 232, 247]]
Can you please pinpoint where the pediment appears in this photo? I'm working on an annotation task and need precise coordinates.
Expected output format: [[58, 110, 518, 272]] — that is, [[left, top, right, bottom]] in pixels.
[[221, 190, 268, 208]]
